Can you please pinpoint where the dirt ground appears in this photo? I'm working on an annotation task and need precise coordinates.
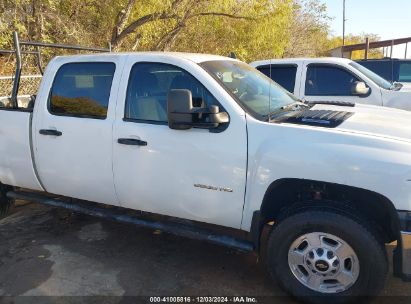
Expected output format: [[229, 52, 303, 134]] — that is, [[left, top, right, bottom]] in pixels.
[[0, 201, 410, 304]]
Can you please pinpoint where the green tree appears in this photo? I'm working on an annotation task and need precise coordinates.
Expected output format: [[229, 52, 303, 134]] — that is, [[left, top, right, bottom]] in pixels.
[[0, 0, 343, 74], [284, 0, 331, 58]]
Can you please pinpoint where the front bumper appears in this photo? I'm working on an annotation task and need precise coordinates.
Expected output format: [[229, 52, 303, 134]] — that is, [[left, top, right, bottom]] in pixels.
[[394, 211, 411, 281]]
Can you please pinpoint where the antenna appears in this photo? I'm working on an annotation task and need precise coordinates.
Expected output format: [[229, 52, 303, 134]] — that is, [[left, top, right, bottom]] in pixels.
[[268, 59, 272, 122]]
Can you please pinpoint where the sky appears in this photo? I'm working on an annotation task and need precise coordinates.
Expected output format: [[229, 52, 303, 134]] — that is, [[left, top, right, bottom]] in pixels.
[[323, 0, 411, 58]]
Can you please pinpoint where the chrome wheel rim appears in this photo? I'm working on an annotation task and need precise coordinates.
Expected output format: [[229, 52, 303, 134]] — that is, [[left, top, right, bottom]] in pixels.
[[288, 232, 360, 294]]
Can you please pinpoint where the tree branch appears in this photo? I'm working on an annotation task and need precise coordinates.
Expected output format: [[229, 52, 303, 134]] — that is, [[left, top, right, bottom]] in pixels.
[[111, 0, 137, 47], [154, 11, 254, 50], [112, 12, 176, 48], [188, 12, 254, 20], [111, 0, 253, 50]]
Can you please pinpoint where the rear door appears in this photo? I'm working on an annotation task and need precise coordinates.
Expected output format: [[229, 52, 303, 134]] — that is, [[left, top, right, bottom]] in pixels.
[[34, 57, 124, 205], [112, 58, 247, 228]]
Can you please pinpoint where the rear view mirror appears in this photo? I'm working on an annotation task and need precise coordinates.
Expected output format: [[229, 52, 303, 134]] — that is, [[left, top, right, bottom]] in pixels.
[[352, 81, 370, 96], [167, 89, 229, 130]]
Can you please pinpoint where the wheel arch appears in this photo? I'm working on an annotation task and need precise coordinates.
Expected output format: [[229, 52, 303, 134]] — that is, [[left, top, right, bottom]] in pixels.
[[250, 178, 401, 250]]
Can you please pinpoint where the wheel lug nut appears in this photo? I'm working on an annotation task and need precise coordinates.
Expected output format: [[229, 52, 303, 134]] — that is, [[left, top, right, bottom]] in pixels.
[[327, 251, 334, 259], [317, 248, 324, 256], [309, 252, 314, 259], [333, 260, 339, 266]]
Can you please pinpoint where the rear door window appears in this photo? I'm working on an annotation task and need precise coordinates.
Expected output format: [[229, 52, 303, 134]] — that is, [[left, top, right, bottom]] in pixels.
[[49, 62, 115, 119], [305, 65, 360, 96], [257, 65, 297, 93]]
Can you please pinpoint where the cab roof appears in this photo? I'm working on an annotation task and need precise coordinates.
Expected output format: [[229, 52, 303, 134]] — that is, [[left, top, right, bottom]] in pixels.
[[250, 57, 354, 67], [53, 51, 237, 64]]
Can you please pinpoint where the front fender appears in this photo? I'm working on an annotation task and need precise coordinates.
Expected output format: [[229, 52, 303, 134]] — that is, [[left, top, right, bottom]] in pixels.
[[382, 91, 411, 111], [242, 117, 411, 231]]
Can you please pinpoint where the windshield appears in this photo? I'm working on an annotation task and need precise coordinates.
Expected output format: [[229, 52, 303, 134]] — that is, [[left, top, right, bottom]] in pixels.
[[349, 61, 393, 90], [201, 60, 299, 119]]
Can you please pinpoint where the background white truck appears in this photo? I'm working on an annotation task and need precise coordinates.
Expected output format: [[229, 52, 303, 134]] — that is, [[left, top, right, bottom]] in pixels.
[[1, 52, 411, 303], [250, 57, 411, 111]]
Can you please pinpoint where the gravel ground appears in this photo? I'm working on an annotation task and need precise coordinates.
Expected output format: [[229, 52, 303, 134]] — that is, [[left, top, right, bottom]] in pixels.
[[0, 201, 410, 304]]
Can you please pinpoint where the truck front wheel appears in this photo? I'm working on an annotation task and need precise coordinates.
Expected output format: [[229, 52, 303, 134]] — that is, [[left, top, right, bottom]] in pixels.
[[266, 209, 387, 303]]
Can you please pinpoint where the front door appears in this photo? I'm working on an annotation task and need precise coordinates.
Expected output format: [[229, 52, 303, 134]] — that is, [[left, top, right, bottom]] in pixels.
[[301, 63, 380, 106], [113, 60, 247, 228], [34, 59, 122, 205]]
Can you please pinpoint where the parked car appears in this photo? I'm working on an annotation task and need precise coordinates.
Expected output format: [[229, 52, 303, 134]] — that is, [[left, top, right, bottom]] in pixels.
[[1, 52, 411, 303], [356, 58, 411, 88], [250, 57, 411, 111]]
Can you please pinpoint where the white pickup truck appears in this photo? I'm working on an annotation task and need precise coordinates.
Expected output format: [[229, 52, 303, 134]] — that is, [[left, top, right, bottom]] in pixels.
[[250, 57, 411, 111], [1, 52, 411, 302]]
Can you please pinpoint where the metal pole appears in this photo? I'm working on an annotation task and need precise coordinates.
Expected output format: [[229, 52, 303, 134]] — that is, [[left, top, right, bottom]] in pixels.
[[390, 39, 394, 58], [0, 49, 40, 55], [342, 0, 346, 47], [365, 37, 369, 60], [11, 31, 22, 108], [35, 46, 44, 75], [20, 40, 109, 52], [405, 43, 408, 59]]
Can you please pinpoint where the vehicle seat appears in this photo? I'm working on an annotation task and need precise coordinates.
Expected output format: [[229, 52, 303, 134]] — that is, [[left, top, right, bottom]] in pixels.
[[127, 73, 167, 121]]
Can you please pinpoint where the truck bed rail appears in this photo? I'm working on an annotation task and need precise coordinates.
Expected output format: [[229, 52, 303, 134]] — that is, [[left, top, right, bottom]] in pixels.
[[0, 31, 111, 108]]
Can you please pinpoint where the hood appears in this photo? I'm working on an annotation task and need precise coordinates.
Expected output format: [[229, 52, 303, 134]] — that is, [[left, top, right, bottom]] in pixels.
[[311, 103, 411, 143]]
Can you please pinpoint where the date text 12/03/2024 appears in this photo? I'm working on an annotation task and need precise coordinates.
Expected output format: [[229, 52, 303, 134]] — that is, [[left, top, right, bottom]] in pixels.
[[149, 297, 258, 303]]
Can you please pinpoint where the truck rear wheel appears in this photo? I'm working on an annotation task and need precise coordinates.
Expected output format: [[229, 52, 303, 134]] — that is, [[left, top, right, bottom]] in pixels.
[[266, 209, 387, 303]]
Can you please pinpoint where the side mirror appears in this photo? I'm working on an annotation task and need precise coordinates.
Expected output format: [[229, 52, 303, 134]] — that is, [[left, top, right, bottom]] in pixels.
[[393, 81, 403, 90], [167, 89, 229, 130], [352, 81, 370, 96], [167, 89, 193, 130]]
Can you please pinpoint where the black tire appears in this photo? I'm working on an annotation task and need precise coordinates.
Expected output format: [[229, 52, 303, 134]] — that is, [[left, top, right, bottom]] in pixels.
[[266, 209, 387, 304]]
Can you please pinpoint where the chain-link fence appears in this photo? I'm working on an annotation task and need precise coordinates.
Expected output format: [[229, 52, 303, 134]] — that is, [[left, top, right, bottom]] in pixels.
[[0, 74, 42, 97]]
